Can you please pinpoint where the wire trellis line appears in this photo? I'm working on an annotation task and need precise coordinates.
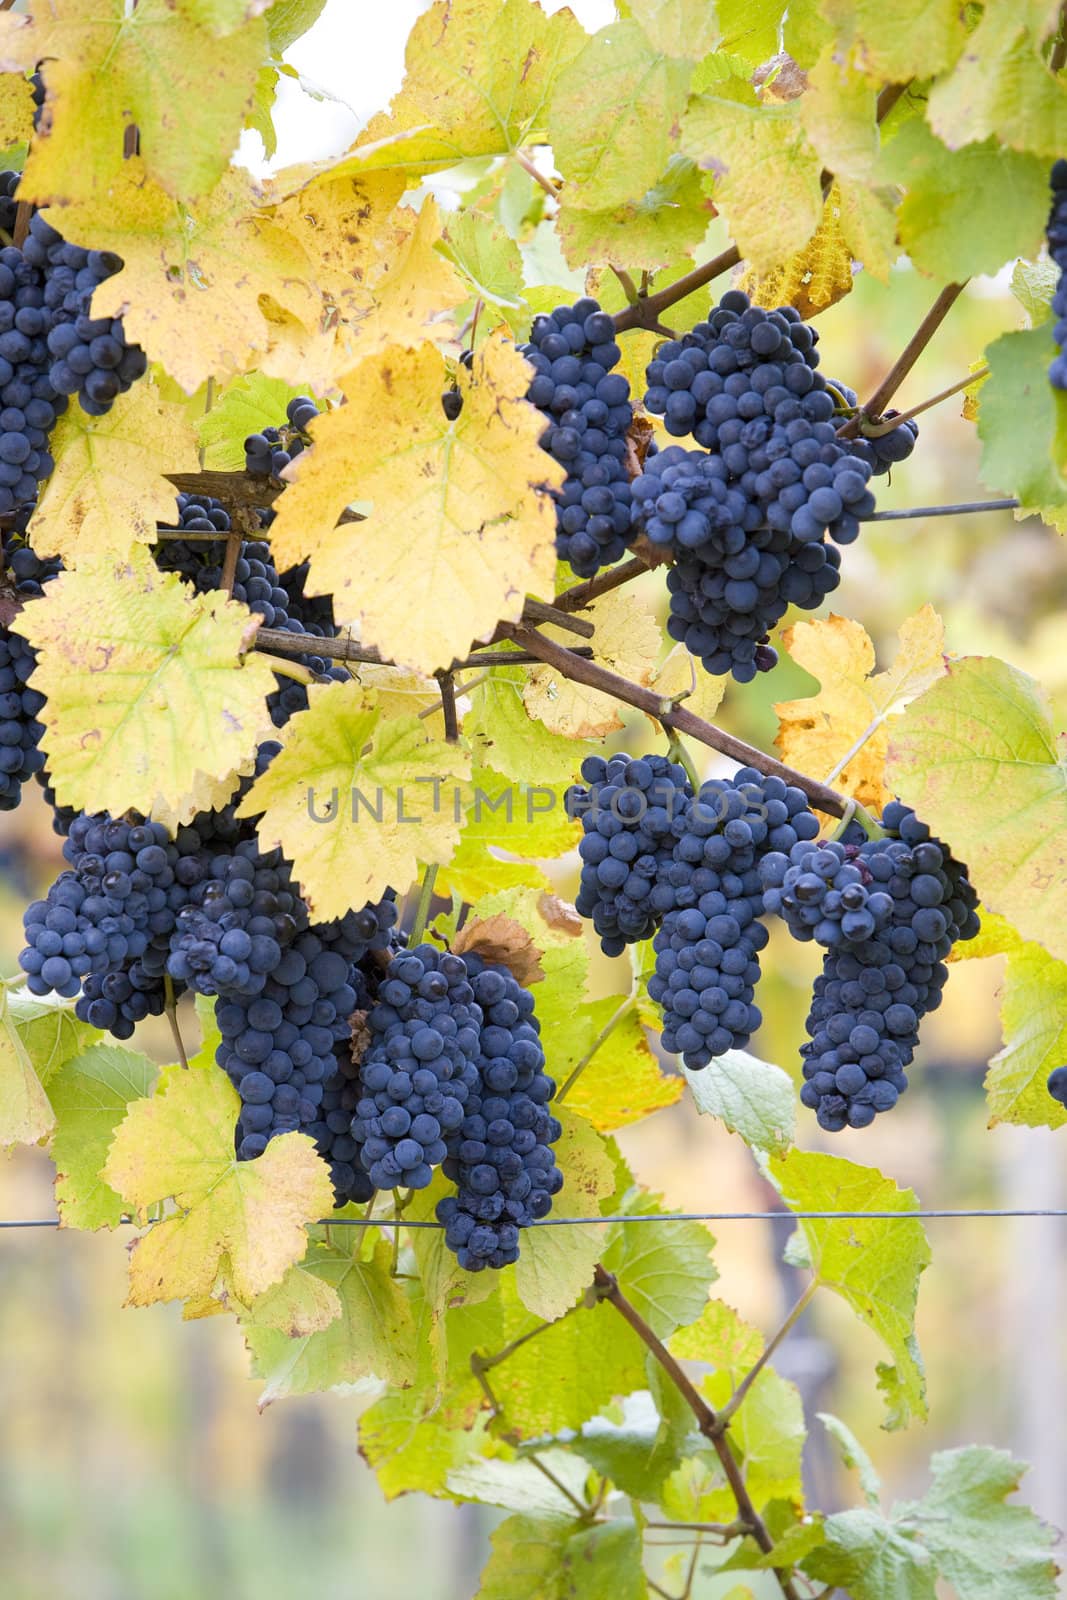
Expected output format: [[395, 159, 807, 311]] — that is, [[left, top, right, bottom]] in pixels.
[[4, 1207, 1067, 1232]]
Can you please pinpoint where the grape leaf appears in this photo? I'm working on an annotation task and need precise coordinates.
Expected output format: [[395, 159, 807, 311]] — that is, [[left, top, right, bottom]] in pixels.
[[0, 986, 56, 1150], [818, 0, 965, 80], [19, 543, 277, 821], [438, 211, 525, 309], [799, 47, 880, 180], [1011, 259, 1059, 328], [888, 655, 1067, 964], [265, 0, 329, 52], [643, 641, 728, 733], [439, 768, 577, 904], [513, 1108, 616, 1323], [880, 121, 1048, 281], [103, 1063, 333, 1305], [8, 1, 271, 205], [739, 186, 857, 316], [449, 1452, 592, 1514], [776, 607, 947, 816], [466, 666, 606, 787], [50, 1045, 157, 1231], [681, 92, 824, 272], [237, 681, 471, 921], [894, 1447, 1059, 1600], [476, 1514, 648, 1600], [565, 1389, 693, 1501], [28, 380, 200, 566], [803, 1509, 936, 1600], [836, 177, 898, 284], [184, 0, 283, 35], [927, 7, 1067, 161], [599, 1200, 717, 1337], [196, 373, 316, 472], [549, 21, 692, 212], [42, 164, 323, 395], [523, 588, 661, 739], [670, 1296, 764, 1367], [339, 0, 586, 180], [560, 996, 684, 1132], [0, 69, 33, 150], [984, 937, 1067, 1127], [619, 0, 719, 59], [704, 1364, 805, 1507], [817, 1412, 882, 1508], [268, 337, 563, 675], [975, 326, 1067, 528], [768, 1149, 930, 1428], [557, 156, 712, 271], [682, 1047, 796, 1156], [242, 1237, 417, 1400], [6, 990, 96, 1089]]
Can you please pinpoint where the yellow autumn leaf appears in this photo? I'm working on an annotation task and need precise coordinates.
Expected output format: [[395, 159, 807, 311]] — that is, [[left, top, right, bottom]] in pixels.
[[5, 1, 269, 205], [263, 179, 465, 386], [739, 184, 855, 317], [775, 608, 946, 815], [269, 336, 563, 674], [0, 69, 33, 148], [0, 989, 55, 1150], [333, 0, 586, 181], [41, 163, 321, 394], [644, 641, 728, 732], [29, 381, 199, 566], [523, 587, 661, 739], [18, 544, 277, 820], [347, 661, 446, 723], [237, 680, 472, 921], [103, 1064, 333, 1306]]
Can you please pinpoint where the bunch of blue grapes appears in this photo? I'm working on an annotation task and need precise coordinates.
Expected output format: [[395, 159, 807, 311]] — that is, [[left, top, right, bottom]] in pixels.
[[761, 836, 895, 946], [521, 297, 636, 578], [0, 624, 46, 810], [648, 770, 820, 1068], [566, 751, 691, 954], [1048, 161, 1067, 388], [350, 945, 482, 1192], [438, 953, 562, 1271], [766, 803, 980, 1130], [244, 396, 320, 477]]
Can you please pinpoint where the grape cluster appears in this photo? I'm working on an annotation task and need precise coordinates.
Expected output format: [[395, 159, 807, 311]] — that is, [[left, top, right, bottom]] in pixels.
[[351, 945, 482, 1191], [648, 770, 820, 1069], [521, 297, 636, 578], [771, 803, 980, 1130], [1048, 161, 1067, 389], [566, 752, 691, 954], [245, 396, 320, 477], [438, 953, 562, 1271], [0, 625, 46, 811], [761, 837, 894, 946]]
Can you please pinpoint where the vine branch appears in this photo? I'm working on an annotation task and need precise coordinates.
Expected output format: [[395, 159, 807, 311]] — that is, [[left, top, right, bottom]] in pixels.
[[837, 281, 968, 438], [716, 1279, 818, 1429], [504, 622, 849, 817], [592, 1265, 802, 1600]]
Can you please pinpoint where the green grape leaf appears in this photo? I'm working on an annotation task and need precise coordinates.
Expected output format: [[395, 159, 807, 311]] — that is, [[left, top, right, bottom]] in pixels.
[[1011, 259, 1059, 328], [6, 991, 97, 1090], [714, 0, 786, 65], [600, 1199, 717, 1338], [681, 92, 824, 271], [438, 765, 578, 905], [18, 543, 276, 823], [245, 63, 279, 159], [549, 21, 692, 212], [927, 8, 1067, 162], [894, 1447, 1059, 1600], [880, 121, 1048, 282], [800, 46, 880, 179], [438, 211, 526, 309], [266, 0, 329, 53], [103, 1063, 334, 1306], [768, 1150, 929, 1428], [984, 937, 1067, 1127], [238, 682, 472, 922], [10, 1, 272, 204], [561, 997, 685, 1133], [670, 1296, 764, 1368], [466, 666, 605, 787], [817, 1412, 882, 1508], [242, 1237, 417, 1400], [682, 1048, 796, 1156], [704, 1365, 805, 1509], [340, 0, 586, 179], [887, 656, 1067, 965], [619, 0, 718, 59], [196, 374, 316, 471], [974, 326, 1067, 528], [513, 1108, 617, 1322], [449, 1452, 592, 1514], [0, 987, 56, 1151], [557, 156, 712, 271], [819, 0, 965, 80], [50, 1045, 157, 1231], [803, 1509, 936, 1600], [567, 1389, 691, 1501], [476, 1514, 648, 1600]]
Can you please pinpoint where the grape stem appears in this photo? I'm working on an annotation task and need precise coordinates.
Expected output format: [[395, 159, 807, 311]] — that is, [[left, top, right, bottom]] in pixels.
[[715, 1278, 818, 1429], [592, 1264, 804, 1600], [837, 281, 968, 439], [258, 653, 316, 687], [408, 863, 440, 946], [516, 148, 560, 198], [504, 621, 851, 817], [1051, 2, 1067, 72], [556, 992, 637, 1102], [666, 730, 702, 795], [435, 670, 459, 741], [856, 365, 988, 435], [163, 976, 190, 1071]]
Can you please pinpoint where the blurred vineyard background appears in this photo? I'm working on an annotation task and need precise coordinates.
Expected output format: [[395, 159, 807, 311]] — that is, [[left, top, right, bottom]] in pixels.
[[1, 0, 1065, 1596]]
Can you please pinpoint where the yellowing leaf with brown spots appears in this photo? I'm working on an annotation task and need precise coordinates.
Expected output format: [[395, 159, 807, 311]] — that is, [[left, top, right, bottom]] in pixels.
[[332, 0, 586, 181], [775, 609, 946, 814], [739, 184, 855, 317], [6, 1, 271, 204], [523, 587, 661, 739], [103, 1064, 333, 1306], [643, 642, 728, 732], [237, 680, 471, 921], [0, 70, 33, 149], [29, 381, 200, 566], [40, 163, 321, 394], [18, 544, 277, 820], [269, 336, 563, 674]]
